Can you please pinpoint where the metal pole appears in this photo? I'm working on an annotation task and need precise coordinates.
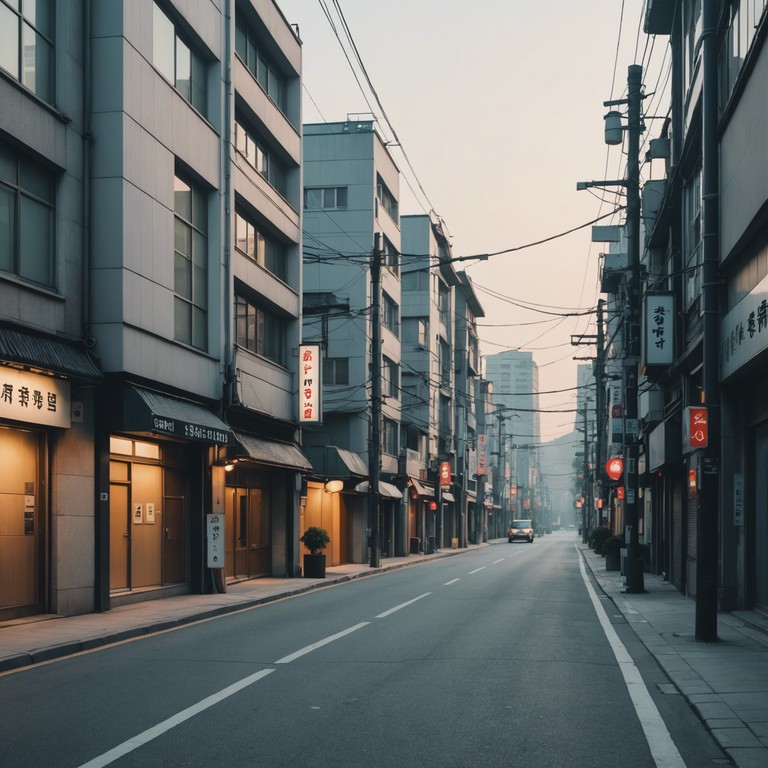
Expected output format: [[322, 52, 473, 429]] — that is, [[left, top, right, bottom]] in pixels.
[[369, 234, 381, 568], [624, 64, 645, 593], [696, 0, 720, 641], [595, 298, 606, 536]]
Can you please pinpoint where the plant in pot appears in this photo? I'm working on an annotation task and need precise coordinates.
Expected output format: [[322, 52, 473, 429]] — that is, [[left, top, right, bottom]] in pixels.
[[602, 534, 624, 572], [590, 526, 612, 554], [300, 526, 331, 579]]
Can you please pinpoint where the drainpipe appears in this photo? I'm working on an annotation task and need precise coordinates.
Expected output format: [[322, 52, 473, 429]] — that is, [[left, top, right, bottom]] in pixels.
[[696, 0, 721, 642], [223, 0, 234, 413]]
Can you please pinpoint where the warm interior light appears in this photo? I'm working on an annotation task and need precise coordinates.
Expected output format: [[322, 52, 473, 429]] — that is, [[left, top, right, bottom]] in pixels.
[[324, 479, 344, 493], [224, 462, 235, 472]]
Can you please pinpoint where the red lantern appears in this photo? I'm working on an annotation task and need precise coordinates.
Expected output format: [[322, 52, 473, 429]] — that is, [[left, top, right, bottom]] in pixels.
[[606, 457, 623, 481]]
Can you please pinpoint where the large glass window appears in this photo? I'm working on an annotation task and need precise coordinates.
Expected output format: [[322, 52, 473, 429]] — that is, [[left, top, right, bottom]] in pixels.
[[683, 168, 702, 311], [376, 174, 398, 223], [0, 0, 53, 103], [383, 418, 398, 456], [235, 293, 287, 366], [383, 356, 399, 398], [235, 208, 287, 280], [235, 119, 287, 197], [174, 175, 208, 350], [234, 14, 288, 115], [153, 2, 206, 113], [0, 142, 54, 287]]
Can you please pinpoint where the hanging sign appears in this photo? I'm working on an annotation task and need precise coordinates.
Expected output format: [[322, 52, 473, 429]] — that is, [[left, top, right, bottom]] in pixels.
[[439, 461, 451, 488], [642, 293, 674, 368], [298, 344, 322, 423], [683, 406, 708, 451]]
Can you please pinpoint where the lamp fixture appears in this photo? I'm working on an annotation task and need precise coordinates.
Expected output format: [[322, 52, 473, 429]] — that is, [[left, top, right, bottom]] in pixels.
[[224, 462, 235, 472], [324, 479, 344, 493]]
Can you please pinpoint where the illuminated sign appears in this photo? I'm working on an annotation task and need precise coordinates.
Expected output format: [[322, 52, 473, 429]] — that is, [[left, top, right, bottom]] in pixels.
[[606, 457, 624, 481], [439, 461, 451, 487], [683, 407, 708, 451], [0, 368, 71, 428], [298, 344, 322, 424], [642, 293, 674, 368]]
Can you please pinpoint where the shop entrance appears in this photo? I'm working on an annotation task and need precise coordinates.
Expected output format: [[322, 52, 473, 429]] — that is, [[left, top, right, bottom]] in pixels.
[[109, 438, 188, 594], [225, 485, 271, 579], [0, 427, 45, 620]]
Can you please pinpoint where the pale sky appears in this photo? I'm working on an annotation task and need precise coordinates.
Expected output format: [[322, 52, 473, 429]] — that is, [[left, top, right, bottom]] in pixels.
[[277, 0, 670, 441]]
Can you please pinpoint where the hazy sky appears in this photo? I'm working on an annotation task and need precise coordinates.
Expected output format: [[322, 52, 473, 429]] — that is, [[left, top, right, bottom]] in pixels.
[[277, 0, 670, 440]]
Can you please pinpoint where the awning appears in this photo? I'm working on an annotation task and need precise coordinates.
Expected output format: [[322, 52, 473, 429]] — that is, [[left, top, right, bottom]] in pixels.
[[304, 445, 368, 478], [234, 431, 312, 471], [408, 477, 435, 498], [122, 385, 233, 444], [441, 491, 456, 503], [355, 480, 403, 499], [0, 326, 101, 380]]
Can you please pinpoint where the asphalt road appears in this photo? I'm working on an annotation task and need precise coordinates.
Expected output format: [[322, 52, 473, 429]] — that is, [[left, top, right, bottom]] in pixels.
[[1, 533, 730, 767]]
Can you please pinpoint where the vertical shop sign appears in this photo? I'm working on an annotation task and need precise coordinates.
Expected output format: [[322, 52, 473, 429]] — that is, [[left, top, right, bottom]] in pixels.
[[298, 344, 322, 423]]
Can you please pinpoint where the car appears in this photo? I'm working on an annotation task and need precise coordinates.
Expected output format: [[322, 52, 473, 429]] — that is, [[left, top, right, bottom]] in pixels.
[[508, 519, 535, 543]]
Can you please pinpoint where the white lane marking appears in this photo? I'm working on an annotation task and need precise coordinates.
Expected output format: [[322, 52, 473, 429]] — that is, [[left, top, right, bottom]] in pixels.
[[444, 578, 461, 585], [468, 566, 486, 574], [577, 548, 686, 768], [275, 622, 369, 664], [77, 668, 275, 768], [492, 559, 505, 564], [375, 592, 432, 618]]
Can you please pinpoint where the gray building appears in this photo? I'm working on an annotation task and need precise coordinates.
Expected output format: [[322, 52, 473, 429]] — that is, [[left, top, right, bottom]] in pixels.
[[1, 0, 307, 619]]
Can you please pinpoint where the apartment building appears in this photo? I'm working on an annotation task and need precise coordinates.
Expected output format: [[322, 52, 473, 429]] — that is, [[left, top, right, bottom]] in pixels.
[[0, 0, 307, 618]]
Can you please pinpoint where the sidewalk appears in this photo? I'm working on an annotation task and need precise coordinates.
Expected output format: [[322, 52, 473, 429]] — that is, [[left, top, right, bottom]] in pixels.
[[3, 541, 767, 768], [579, 543, 768, 768]]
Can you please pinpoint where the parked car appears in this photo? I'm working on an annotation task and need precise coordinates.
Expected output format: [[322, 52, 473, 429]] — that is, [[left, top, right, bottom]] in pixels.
[[508, 519, 535, 543]]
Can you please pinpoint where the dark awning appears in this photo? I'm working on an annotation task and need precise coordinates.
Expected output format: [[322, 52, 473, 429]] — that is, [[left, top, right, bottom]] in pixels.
[[234, 431, 312, 471], [354, 480, 403, 499], [304, 445, 368, 478], [0, 326, 101, 380], [123, 385, 233, 444], [409, 477, 435, 498]]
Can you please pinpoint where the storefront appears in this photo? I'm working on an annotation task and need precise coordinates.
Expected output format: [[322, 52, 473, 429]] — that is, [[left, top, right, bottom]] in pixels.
[[98, 383, 233, 609], [0, 329, 101, 620], [407, 477, 435, 553]]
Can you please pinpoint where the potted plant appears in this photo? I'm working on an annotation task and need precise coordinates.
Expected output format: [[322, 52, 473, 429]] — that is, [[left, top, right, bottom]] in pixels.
[[603, 534, 624, 571], [300, 526, 331, 578], [590, 526, 612, 554]]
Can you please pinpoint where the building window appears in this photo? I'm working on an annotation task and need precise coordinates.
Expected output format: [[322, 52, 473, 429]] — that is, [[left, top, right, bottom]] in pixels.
[[153, 2, 207, 113], [376, 174, 398, 223], [683, 168, 702, 311], [304, 186, 347, 210], [323, 357, 349, 386], [235, 293, 287, 366], [437, 281, 451, 328], [235, 14, 288, 115], [235, 209, 287, 281], [382, 292, 399, 337], [382, 235, 399, 275], [0, 141, 55, 287], [0, 0, 53, 103], [235, 119, 287, 197], [174, 174, 208, 350], [383, 417, 398, 456], [402, 317, 428, 346], [383, 356, 399, 398], [438, 339, 451, 388], [401, 267, 429, 291]]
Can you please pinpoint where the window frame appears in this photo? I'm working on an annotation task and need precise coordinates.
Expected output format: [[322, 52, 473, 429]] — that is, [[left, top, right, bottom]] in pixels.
[[173, 173, 208, 350], [303, 186, 348, 210], [382, 292, 399, 337], [0, 0, 54, 103], [0, 142, 55, 288], [234, 292, 288, 367], [153, 2, 207, 114], [235, 118, 287, 197], [235, 207, 287, 281], [323, 357, 349, 386]]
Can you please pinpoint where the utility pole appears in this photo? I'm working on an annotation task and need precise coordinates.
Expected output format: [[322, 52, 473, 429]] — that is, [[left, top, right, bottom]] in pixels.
[[595, 299, 606, 535], [697, 0, 720, 641], [621, 64, 645, 594], [369, 234, 381, 568], [582, 405, 590, 543]]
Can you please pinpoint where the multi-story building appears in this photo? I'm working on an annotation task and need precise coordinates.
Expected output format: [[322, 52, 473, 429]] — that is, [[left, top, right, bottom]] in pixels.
[[641, 0, 768, 614], [484, 350, 540, 526], [1, 0, 307, 619], [400, 214, 459, 553], [301, 119, 405, 562]]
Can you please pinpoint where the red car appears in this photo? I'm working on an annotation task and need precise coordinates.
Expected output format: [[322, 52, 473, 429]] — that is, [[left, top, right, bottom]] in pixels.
[[508, 519, 535, 543]]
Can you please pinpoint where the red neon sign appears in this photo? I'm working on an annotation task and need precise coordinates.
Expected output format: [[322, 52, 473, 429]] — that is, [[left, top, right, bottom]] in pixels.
[[606, 457, 624, 481]]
